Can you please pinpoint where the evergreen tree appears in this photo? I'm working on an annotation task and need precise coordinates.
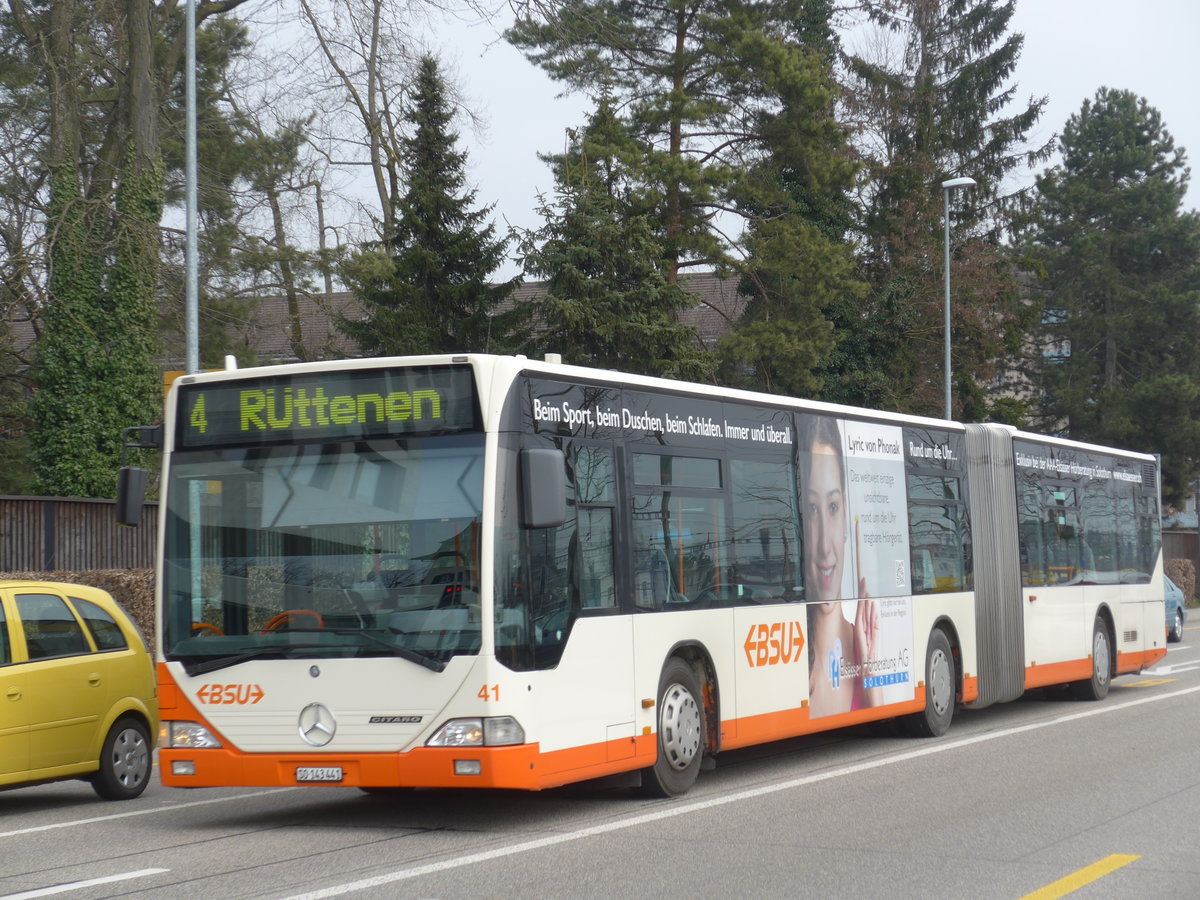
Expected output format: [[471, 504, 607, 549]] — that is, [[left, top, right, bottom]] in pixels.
[[1021, 88, 1200, 502], [518, 101, 712, 381], [824, 0, 1049, 418], [339, 55, 517, 357], [720, 0, 864, 397], [508, 0, 838, 283]]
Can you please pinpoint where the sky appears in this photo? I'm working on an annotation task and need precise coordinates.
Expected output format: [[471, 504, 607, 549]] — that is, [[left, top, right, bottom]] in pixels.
[[427, 0, 1199, 277]]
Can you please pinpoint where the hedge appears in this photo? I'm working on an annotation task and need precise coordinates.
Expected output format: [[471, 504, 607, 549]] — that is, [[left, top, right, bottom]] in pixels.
[[1166, 558, 1195, 606]]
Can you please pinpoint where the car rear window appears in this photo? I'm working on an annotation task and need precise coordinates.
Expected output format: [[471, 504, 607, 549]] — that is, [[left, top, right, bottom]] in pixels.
[[72, 596, 130, 652]]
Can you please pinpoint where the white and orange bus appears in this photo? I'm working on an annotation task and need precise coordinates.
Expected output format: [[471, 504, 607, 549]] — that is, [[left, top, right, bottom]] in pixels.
[[120, 354, 1167, 797]]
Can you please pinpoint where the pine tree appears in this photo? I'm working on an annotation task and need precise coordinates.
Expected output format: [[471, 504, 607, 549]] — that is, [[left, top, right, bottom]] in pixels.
[[1021, 88, 1200, 502], [720, 0, 864, 397], [339, 55, 517, 357], [509, 0, 836, 282], [518, 101, 713, 381], [824, 0, 1049, 418]]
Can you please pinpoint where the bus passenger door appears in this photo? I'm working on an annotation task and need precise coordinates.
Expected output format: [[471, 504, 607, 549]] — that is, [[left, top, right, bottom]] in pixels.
[[629, 474, 732, 743], [519, 443, 640, 766], [575, 504, 639, 762]]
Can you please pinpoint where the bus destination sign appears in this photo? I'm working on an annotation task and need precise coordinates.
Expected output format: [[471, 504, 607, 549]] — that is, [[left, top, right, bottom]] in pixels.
[[176, 365, 480, 448]]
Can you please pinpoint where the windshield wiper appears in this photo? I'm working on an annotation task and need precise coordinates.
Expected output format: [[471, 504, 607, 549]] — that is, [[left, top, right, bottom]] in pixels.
[[182, 644, 330, 676], [325, 627, 446, 672]]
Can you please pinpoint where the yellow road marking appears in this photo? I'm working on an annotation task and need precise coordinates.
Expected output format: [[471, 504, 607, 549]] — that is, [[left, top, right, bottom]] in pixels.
[[1019, 854, 1140, 900], [1118, 678, 1176, 687]]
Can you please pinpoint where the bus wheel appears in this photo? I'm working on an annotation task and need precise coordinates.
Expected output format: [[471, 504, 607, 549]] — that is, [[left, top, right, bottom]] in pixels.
[[638, 658, 705, 797], [903, 629, 955, 738], [91, 717, 152, 800], [1071, 617, 1111, 701]]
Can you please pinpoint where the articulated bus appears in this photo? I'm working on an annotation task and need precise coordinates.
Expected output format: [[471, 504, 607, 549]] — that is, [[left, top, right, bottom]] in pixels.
[[121, 354, 1167, 797]]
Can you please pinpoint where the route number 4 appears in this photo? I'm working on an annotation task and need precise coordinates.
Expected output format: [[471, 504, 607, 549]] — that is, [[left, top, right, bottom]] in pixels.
[[190, 394, 208, 434]]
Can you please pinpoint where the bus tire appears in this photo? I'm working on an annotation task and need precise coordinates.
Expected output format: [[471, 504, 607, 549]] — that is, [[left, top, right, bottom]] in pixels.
[[902, 629, 955, 738], [1071, 617, 1111, 701], [91, 717, 152, 801], [638, 657, 705, 797]]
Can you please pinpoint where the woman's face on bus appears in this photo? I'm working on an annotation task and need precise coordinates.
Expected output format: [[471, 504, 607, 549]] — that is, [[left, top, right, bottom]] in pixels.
[[806, 441, 846, 605]]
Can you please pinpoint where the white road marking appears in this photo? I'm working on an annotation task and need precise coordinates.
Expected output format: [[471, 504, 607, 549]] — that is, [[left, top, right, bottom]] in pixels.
[[283, 683, 1200, 899], [0, 868, 168, 899], [0, 788, 296, 839], [1145, 663, 1200, 675]]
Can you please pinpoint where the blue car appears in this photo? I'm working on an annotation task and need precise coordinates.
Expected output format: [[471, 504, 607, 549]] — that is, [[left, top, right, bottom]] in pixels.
[[1166, 575, 1187, 643]]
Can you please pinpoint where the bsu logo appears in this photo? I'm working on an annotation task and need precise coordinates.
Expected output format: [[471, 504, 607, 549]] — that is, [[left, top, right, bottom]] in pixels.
[[195, 683, 265, 705], [743, 621, 805, 667]]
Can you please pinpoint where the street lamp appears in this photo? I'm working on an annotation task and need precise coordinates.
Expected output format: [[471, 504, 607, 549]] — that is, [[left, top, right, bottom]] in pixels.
[[185, 0, 199, 374], [941, 176, 976, 420]]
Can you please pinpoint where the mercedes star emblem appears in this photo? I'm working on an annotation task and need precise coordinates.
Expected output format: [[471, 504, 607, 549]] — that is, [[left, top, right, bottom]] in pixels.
[[298, 702, 337, 747]]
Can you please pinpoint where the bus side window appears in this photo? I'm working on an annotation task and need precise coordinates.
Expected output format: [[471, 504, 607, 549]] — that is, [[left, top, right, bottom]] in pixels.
[[520, 444, 617, 668], [527, 523, 573, 659], [574, 448, 616, 610], [1018, 480, 1045, 586], [1043, 486, 1081, 583], [906, 474, 969, 594], [577, 508, 615, 609], [1130, 491, 1159, 583], [634, 549, 675, 610], [728, 458, 799, 605]]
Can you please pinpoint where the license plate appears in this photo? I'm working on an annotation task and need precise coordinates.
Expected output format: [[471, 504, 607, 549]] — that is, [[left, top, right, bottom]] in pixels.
[[296, 766, 344, 783]]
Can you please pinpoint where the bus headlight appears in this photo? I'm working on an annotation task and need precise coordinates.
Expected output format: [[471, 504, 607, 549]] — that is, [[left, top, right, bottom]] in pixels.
[[427, 716, 525, 747], [162, 721, 223, 749], [483, 716, 525, 745]]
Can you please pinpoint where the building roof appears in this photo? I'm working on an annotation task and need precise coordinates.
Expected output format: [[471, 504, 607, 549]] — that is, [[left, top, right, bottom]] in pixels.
[[6, 272, 746, 367]]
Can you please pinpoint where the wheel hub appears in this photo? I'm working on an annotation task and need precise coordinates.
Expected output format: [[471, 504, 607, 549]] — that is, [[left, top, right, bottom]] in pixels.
[[929, 648, 953, 715], [111, 728, 150, 787], [660, 682, 701, 770]]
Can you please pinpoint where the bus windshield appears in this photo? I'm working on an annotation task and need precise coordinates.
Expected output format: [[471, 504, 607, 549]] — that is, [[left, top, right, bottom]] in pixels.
[[161, 434, 484, 674]]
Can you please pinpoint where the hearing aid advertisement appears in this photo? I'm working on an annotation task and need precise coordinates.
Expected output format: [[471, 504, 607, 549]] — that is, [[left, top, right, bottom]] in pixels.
[[800, 415, 914, 718]]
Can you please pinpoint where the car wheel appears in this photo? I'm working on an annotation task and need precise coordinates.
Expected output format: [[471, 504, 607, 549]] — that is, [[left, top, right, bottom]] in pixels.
[[91, 717, 152, 800], [1169, 608, 1184, 643]]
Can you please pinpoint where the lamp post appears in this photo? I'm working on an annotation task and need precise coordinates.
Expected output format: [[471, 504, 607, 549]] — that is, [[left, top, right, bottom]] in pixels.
[[185, 0, 199, 374], [941, 176, 976, 420]]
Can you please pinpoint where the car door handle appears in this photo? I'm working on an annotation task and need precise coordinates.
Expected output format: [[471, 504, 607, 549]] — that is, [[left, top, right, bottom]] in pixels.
[[5, 685, 20, 701], [89, 673, 102, 687]]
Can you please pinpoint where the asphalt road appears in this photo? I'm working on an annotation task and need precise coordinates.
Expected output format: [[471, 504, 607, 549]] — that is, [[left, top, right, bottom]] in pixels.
[[3, 622, 1199, 900]]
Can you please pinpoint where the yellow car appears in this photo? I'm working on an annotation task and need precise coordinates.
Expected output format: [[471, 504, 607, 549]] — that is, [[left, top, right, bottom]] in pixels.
[[0, 581, 158, 800]]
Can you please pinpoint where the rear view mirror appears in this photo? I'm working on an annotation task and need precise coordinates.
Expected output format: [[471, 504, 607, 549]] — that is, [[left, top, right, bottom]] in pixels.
[[115, 424, 161, 527], [116, 466, 148, 527], [520, 448, 566, 529]]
